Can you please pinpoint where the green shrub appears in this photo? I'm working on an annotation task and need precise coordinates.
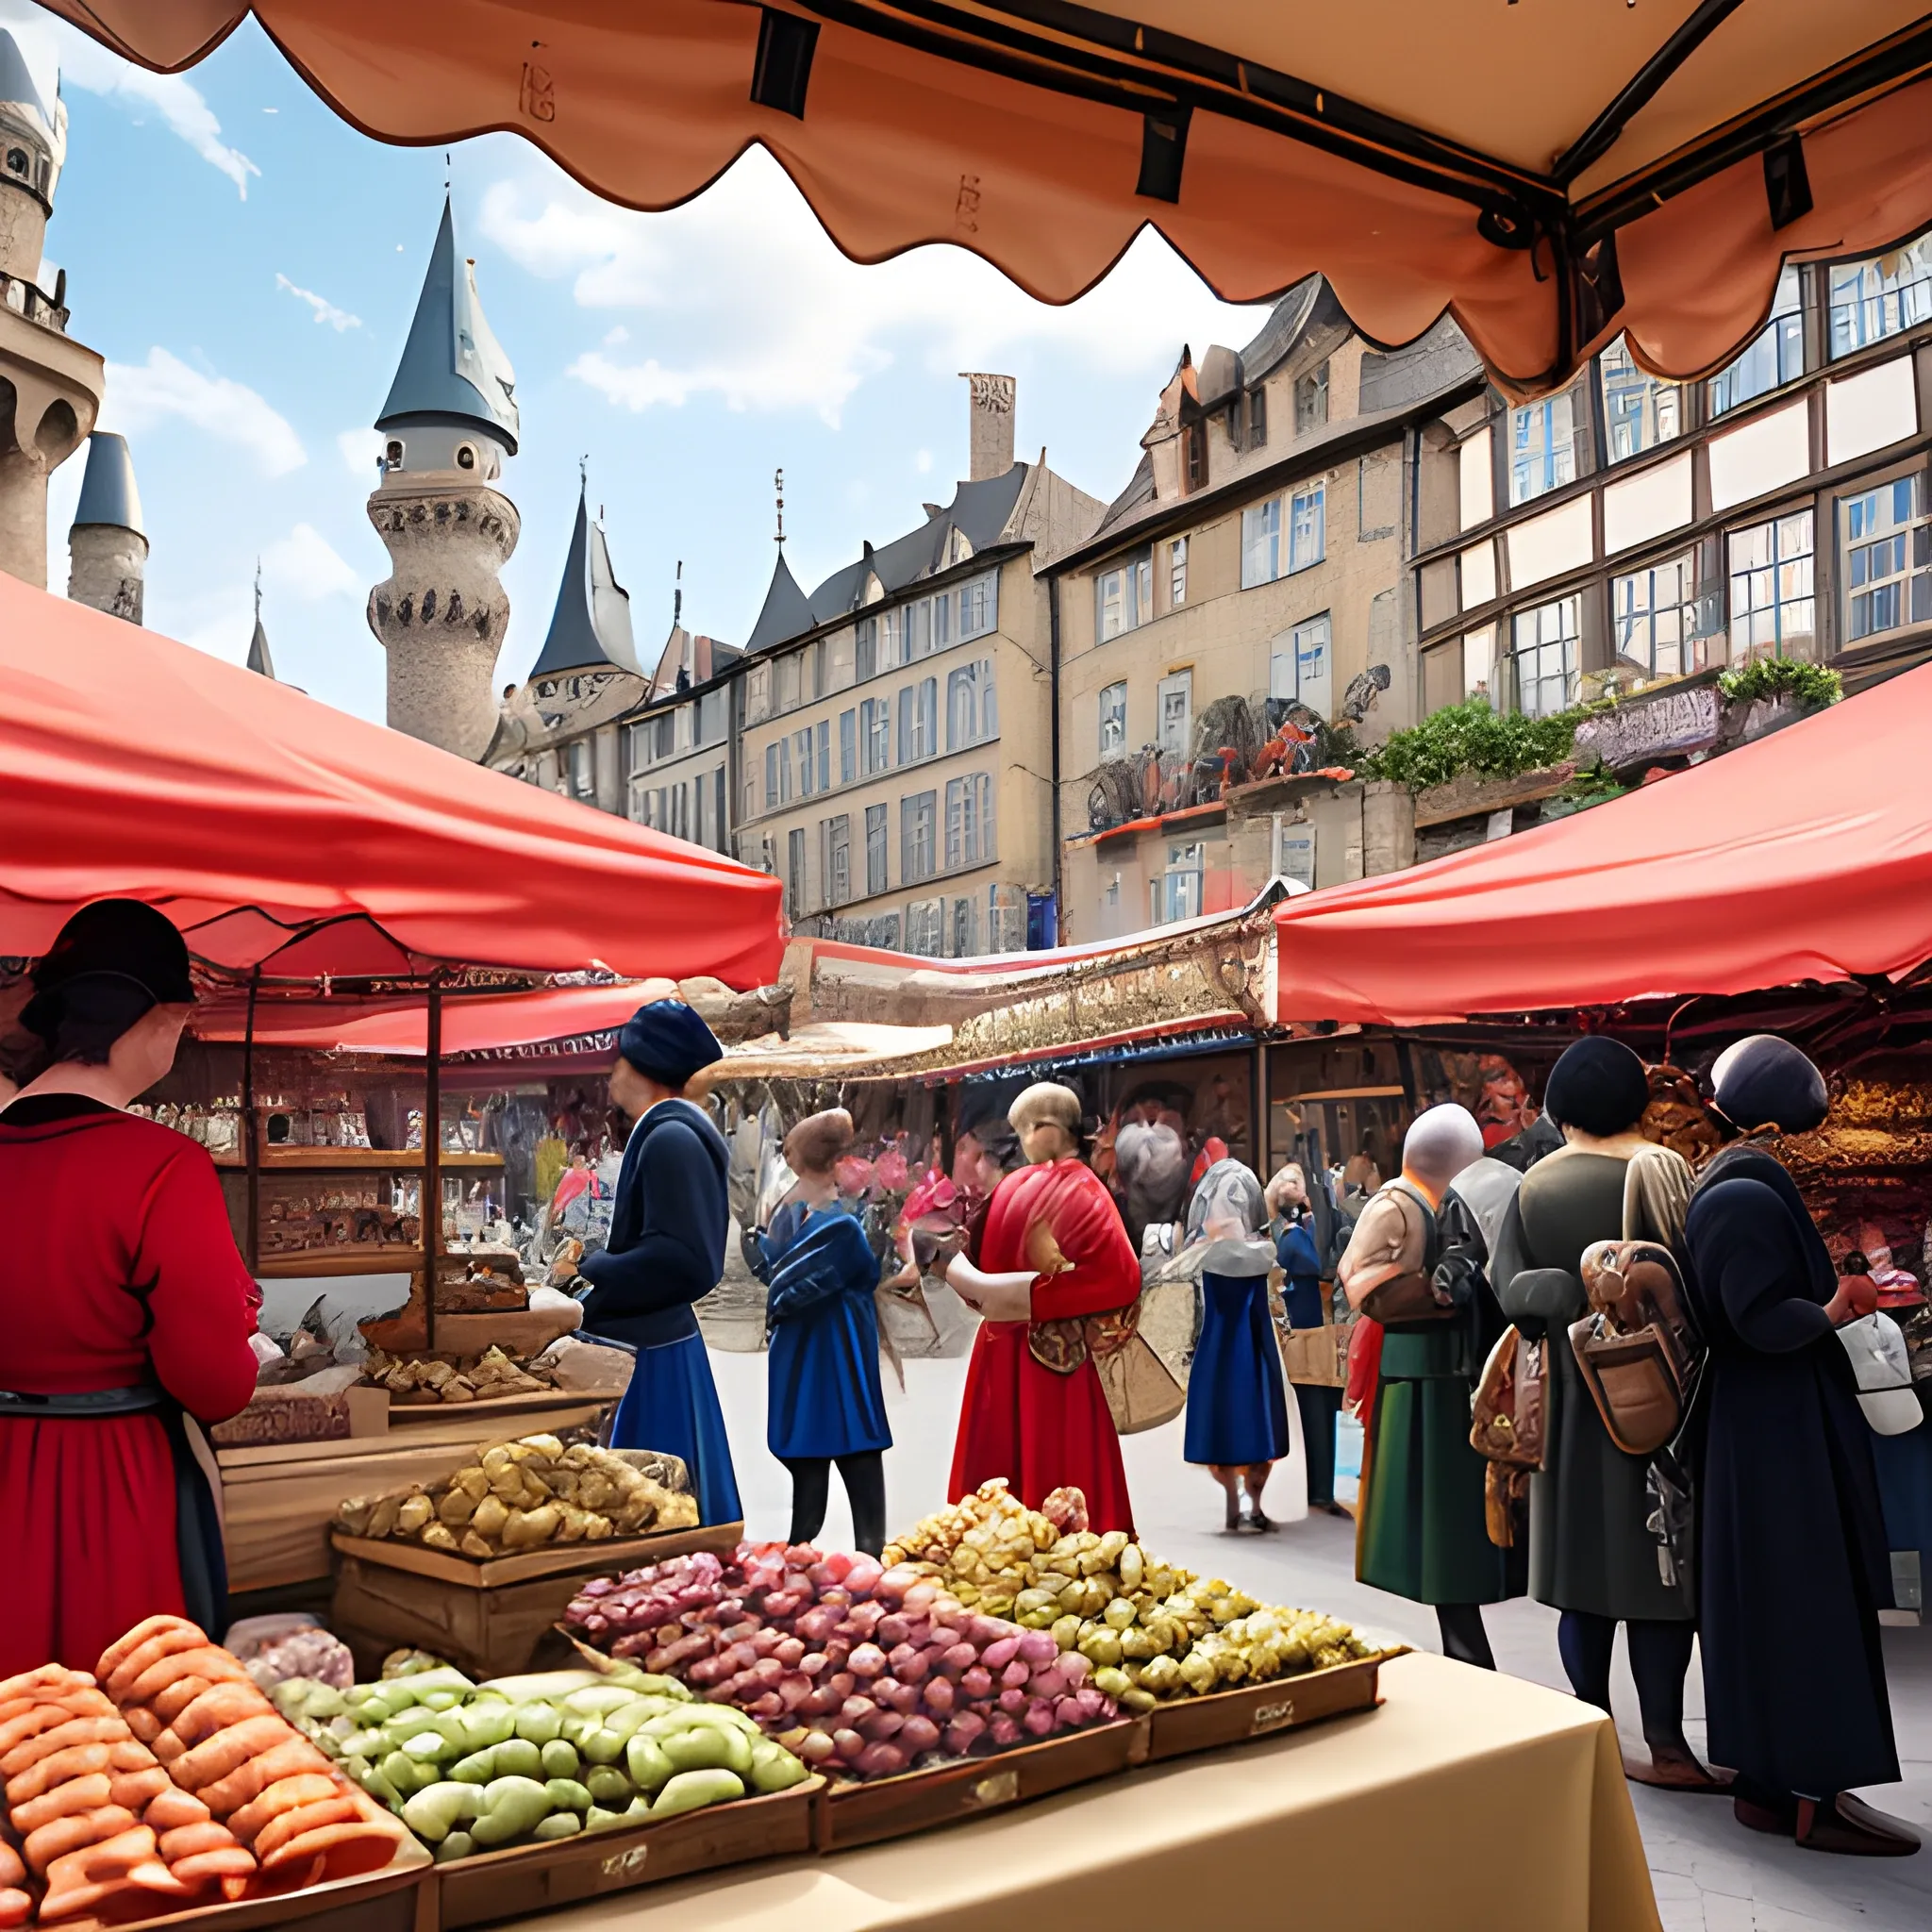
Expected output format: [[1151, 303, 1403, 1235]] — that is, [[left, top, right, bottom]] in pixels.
[[1360, 697, 1594, 791], [1716, 658, 1842, 708]]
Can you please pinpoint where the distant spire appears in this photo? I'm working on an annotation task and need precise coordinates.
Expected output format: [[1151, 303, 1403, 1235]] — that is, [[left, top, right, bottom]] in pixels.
[[774, 467, 785, 548], [745, 549, 816, 656], [246, 563, 275, 678], [527, 479, 640, 678], [673, 559, 683, 630]]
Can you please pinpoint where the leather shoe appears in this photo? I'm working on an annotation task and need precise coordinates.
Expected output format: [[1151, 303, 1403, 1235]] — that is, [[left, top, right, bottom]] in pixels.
[[1734, 1790, 1796, 1836], [1795, 1794, 1922, 1857]]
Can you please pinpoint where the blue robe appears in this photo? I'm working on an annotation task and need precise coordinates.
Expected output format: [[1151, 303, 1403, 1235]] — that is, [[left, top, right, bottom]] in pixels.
[[578, 1099, 741, 1525], [1277, 1218, 1341, 1505], [759, 1202, 891, 1462], [1184, 1239, 1291, 1468]]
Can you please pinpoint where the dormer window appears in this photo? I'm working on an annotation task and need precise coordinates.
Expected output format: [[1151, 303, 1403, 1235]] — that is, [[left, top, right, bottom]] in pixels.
[[456, 442, 477, 471], [384, 439, 406, 470], [5, 148, 27, 177]]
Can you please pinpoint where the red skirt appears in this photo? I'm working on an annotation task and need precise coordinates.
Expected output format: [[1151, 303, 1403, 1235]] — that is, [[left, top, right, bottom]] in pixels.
[[0, 1413, 187, 1678], [948, 1321, 1134, 1533]]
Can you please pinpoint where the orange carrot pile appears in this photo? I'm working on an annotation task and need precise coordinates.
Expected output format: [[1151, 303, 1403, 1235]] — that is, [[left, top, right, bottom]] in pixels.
[[96, 1618, 402, 1896]]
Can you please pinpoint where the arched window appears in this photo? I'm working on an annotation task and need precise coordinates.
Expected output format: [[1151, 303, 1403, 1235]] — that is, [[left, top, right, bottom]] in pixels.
[[5, 148, 28, 177], [456, 442, 477, 471]]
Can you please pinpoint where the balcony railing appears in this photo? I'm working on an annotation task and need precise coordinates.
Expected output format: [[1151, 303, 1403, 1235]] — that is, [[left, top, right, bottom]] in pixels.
[[0, 271, 70, 333]]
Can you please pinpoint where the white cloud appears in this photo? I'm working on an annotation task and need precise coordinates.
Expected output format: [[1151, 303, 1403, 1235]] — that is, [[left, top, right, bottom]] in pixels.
[[602, 324, 630, 347], [914, 449, 934, 475], [0, 7, 260, 197], [276, 274, 361, 332], [263, 523, 358, 601], [478, 150, 1268, 426], [101, 348, 306, 477], [338, 427, 384, 478]]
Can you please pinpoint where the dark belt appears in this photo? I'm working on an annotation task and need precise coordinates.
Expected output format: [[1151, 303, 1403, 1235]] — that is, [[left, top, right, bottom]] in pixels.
[[0, 1385, 161, 1417]]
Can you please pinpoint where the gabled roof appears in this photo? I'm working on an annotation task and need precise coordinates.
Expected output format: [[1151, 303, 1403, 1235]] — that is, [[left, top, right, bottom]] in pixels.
[[376, 198, 519, 451], [527, 486, 641, 679], [648, 624, 741, 697], [744, 552, 818, 656], [246, 617, 275, 679], [72, 433, 143, 537]]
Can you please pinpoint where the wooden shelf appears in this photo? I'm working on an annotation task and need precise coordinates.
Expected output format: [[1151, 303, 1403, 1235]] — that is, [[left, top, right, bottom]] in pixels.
[[254, 1248, 423, 1277], [213, 1148, 504, 1171]]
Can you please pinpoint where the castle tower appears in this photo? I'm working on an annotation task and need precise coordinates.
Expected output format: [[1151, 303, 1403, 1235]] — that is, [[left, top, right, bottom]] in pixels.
[[66, 429, 144, 622], [0, 31, 103, 591], [366, 197, 519, 759], [527, 478, 641, 680]]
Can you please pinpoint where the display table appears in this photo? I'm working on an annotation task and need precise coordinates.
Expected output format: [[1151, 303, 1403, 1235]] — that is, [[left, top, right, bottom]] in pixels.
[[521, 1653, 1661, 1932]]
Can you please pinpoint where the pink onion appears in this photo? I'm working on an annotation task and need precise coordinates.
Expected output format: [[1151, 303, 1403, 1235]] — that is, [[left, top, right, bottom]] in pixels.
[[826, 1672, 857, 1701], [896, 1653, 931, 1686], [997, 1689, 1027, 1715], [778, 1676, 813, 1711], [832, 1728, 865, 1761], [1028, 1667, 1068, 1703], [1024, 1702, 1056, 1738], [877, 1615, 910, 1648], [1074, 1687, 1108, 1720], [1000, 1660, 1029, 1690], [961, 1667, 992, 1699], [775, 1638, 806, 1668], [1016, 1631, 1058, 1668], [942, 1713, 985, 1755], [855, 1741, 908, 1778], [988, 1715, 1022, 1749], [923, 1677, 955, 1715], [797, 1730, 836, 1764], [899, 1715, 941, 1756], [846, 1557, 885, 1595], [858, 1709, 904, 1740], [799, 1651, 829, 1678], [1058, 1652, 1091, 1686], [800, 1686, 841, 1717], [941, 1645, 976, 1678], [847, 1643, 887, 1680], [981, 1636, 1020, 1672], [839, 1696, 876, 1725], [1054, 1696, 1085, 1729]]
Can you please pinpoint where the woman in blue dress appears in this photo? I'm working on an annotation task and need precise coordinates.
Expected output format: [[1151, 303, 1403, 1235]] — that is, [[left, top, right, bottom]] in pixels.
[[757, 1109, 892, 1553], [1183, 1159, 1292, 1532], [576, 1001, 742, 1527], [1269, 1162, 1346, 1515]]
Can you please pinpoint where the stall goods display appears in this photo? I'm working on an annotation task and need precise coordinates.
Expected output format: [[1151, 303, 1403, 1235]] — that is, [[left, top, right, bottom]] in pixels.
[[0, 1621, 405, 1927], [222, 1618, 354, 1693], [279, 1667, 808, 1862], [564, 1543, 1121, 1780], [334, 1435, 699, 1558], [362, 1347, 553, 1406], [883, 1481, 1377, 1706]]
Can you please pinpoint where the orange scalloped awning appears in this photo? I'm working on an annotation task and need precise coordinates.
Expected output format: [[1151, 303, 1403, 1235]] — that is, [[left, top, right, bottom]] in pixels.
[[36, 0, 1932, 396]]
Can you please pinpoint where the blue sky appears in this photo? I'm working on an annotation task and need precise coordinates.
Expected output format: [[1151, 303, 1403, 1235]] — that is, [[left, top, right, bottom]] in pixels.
[[3, 6, 1270, 724]]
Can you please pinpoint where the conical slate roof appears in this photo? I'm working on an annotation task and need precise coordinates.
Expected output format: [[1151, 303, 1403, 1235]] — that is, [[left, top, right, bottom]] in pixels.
[[0, 30, 51, 134], [744, 551, 817, 656], [246, 616, 275, 679], [376, 198, 519, 452], [527, 487, 640, 679], [71, 432, 143, 537]]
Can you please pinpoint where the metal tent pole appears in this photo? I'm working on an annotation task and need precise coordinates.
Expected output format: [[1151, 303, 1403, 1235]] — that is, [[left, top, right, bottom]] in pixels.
[[424, 980, 442, 1352]]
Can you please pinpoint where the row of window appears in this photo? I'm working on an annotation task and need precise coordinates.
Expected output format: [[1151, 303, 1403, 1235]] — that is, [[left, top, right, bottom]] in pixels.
[[758, 658, 997, 811], [1092, 612, 1335, 763], [1501, 239, 1932, 516], [772, 774, 999, 917], [626, 688, 728, 774], [1241, 484, 1326, 590], [743, 570, 1000, 725], [1459, 475, 1932, 718], [1096, 538, 1187, 642], [631, 764, 731, 854]]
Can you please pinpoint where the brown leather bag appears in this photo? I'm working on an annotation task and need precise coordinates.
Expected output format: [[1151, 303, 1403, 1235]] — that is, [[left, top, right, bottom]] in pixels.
[[1351, 1180, 1453, 1325], [1471, 1324, 1547, 1470], [1569, 1240, 1699, 1457]]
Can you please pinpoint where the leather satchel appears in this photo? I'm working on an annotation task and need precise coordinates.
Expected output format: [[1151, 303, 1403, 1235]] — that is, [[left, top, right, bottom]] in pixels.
[[1570, 1240, 1697, 1457], [1092, 1329, 1186, 1435], [1352, 1180, 1452, 1325], [1471, 1324, 1547, 1470]]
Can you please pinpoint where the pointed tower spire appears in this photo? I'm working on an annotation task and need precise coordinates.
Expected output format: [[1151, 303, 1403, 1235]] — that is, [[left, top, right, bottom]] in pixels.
[[745, 550, 816, 656], [67, 431, 146, 624], [366, 197, 521, 759], [529, 475, 640, 679], [247, 563, 275, 678]]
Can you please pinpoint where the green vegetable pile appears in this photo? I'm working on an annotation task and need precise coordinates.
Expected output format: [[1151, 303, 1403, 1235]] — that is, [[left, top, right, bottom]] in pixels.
[[272, 1665, 808, 1863]]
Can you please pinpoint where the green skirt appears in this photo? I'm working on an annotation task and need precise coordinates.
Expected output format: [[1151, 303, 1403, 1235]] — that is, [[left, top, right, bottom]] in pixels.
[[1358, 1344, 1522, 1607]]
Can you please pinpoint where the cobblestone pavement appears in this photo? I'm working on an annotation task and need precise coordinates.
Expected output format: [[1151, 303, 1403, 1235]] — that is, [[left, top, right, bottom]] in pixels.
[[708, 1348, 1932, 1930]]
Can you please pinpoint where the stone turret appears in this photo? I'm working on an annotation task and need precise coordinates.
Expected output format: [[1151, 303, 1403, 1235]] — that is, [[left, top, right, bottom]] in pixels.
[[0, 31, 103, 591], [66, 430, 144, 622], [366, 198, 518, 759]]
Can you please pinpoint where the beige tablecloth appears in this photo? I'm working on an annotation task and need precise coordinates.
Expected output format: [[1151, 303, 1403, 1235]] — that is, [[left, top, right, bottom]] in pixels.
[[536, 1652, 1661, 1932]]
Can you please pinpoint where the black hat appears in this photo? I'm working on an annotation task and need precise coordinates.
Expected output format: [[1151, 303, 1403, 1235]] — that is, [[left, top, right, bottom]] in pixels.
[[616, 999, 723, 1087], [1710, 1035, 1828, 1136], [29, 900, 194, 1006], [1543, 1036, 1649, 1138]]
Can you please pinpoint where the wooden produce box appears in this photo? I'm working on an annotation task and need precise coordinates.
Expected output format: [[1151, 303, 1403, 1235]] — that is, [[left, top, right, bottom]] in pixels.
[[811, 1719, 1142, 1852], [215, 1398, 611, 1592], [1137, 1652, 1393, 1764], [110, 1840, 432, 1932], [329, 1521, 743, 1681], [431, 1780, 821, 1929]]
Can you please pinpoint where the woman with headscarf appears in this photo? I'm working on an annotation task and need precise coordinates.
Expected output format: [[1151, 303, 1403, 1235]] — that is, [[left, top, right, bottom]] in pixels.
[[754, 1109, 892, 1555], [1183, 1160, 1294, 1531], [1268, 1162, 1344, 1516], [1685, 1038, 1917, 1856], [578, 1000, 742, 1527], [1491, 1037, 1715, 1788], [0, 902, 260, 1676], [1340, 1104, 1519, 1669]]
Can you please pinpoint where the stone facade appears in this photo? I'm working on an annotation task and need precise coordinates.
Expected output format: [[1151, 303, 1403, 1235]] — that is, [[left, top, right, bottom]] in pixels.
[[67, 522, 145, 624]]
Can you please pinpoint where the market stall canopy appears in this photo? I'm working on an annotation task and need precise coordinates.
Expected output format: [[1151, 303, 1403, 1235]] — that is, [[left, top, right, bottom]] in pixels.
[[38, 1, 1932, 396], [0, 575, 784, 986], [1273, 666, 1932, 1026]]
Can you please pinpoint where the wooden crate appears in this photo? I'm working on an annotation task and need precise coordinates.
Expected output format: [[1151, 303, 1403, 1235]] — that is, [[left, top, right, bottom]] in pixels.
[[431, 1780, 820, 1929], [329, 1522, 742, 1681], [110, 1840, 432, 1932], [810, 1719, 1142, 1852], [1136, 1652, 1392, 1763], [215, 1399, 611, 1592]]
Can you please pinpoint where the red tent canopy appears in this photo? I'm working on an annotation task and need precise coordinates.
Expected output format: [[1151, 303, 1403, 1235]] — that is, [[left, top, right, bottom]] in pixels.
[[0, 576, 784, 987], [1274, 668, 1932, 1026]]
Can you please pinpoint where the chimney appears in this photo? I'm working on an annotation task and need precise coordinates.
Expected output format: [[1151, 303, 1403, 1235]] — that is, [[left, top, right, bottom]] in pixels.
[[960, 372, 1016, 481]]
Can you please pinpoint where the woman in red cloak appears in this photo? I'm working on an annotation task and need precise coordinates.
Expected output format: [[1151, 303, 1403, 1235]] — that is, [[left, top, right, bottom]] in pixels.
[[0, 903, 260, 1677], [944, 1083, 1139, 1532]]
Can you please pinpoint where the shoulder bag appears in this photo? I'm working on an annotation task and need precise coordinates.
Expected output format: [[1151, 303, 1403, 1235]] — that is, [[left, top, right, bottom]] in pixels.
[[1569, 1239, 1699, 1457], [1469, 1323, 1546, 1548], [1353, 1179, 1451, 1325]]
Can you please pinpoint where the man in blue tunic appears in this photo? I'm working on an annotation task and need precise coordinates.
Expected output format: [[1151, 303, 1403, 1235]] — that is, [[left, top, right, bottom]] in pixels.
[[577, 1000, 741, 1526]]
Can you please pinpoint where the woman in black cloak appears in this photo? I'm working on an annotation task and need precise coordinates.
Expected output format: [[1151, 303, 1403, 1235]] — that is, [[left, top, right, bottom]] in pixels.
[[1684, 1035, 1918, 1857]]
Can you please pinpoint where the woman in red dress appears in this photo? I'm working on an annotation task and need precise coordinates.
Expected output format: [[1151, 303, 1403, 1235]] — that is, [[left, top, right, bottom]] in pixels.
[[945, 1083, 1139, 1532], [1, 902, 260, 1677]]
